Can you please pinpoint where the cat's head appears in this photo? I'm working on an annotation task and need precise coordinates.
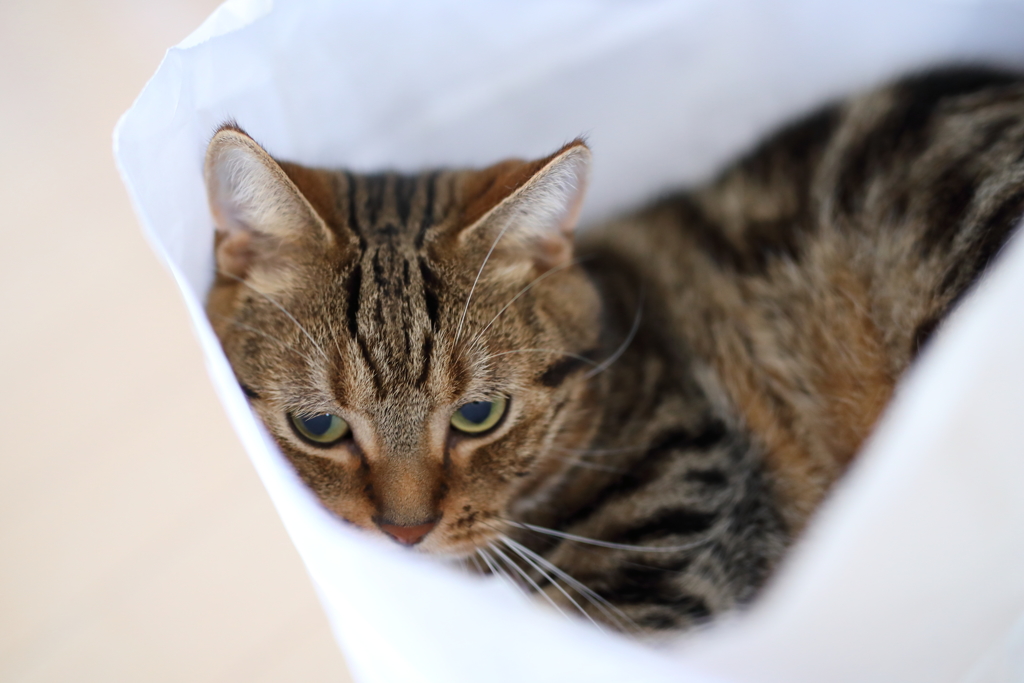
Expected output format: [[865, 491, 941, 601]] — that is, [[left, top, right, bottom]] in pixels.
[[205, 125, 601, 555]]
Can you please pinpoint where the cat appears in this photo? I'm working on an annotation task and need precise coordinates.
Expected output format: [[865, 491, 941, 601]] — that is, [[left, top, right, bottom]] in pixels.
[[205, 67, 1024, 633]]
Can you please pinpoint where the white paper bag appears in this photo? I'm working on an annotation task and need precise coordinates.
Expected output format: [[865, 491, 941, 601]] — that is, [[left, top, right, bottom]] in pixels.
[[114, 2, 1024, 681]]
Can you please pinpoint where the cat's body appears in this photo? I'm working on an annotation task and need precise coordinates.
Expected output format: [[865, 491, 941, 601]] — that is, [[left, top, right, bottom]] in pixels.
[[206, 68, 1024, 632]]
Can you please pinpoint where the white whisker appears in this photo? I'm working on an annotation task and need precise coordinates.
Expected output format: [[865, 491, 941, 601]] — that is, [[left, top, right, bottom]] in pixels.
[[500, 535, 641, 634], [477, 548, 530, 600], [498, 537, 605, 632], [487, 543, 571, 621], [553, 444, 647, 456], [483, 348, 599, 365], [468, 255, 593, 349], [505, 519, 711, 553], [550, 456, 625, 473], [454, 219, 516, 346], [583, 286, 644, 380], [216, 269, 331, 364], [210, 313, 319, 367]]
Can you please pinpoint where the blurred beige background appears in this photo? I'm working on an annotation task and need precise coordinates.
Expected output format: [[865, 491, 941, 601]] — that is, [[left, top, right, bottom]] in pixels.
[[0, 1, 352, 680]]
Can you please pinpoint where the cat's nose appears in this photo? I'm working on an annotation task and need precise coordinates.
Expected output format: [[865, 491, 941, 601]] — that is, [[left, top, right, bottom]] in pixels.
[[377, 519, 438, 545]]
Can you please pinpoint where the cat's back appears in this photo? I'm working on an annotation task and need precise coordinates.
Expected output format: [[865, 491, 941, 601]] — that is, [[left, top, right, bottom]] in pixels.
[[580, 66, 1024, 522]]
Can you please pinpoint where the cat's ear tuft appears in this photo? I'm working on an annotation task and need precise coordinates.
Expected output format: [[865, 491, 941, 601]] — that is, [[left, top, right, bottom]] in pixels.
[[460, 139, 591, 272], [205, 125, 333, 278]]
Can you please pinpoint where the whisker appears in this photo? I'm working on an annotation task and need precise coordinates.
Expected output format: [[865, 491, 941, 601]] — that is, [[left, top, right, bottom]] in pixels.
[[475, 548, 496, 576], [477, 548, 530, 600], [331, 335, 346, 371], [468, 255, 593, 349], [549, 456, 625, 473], [216, 269, 331, 364], [504, 519, 711, 553], [499, 535, 642, 634], [476, 549, 507, 583], [487, 543, 571, 621], [454, 219, 516, 346], [497, 537, 605, 633], [482, 348, 599, 366], [209, 313, 319, 367], [583, 285, 645, 380], [552, 444, 647, 456]]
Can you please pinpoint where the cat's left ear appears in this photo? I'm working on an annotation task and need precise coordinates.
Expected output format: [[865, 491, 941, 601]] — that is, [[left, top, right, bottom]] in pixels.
[[205, 124, 336, 279], [459, 139, 590, 272]]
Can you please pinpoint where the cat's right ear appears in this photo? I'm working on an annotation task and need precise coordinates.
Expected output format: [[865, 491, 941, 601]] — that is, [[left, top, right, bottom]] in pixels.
[[205, 125, 335, 279], [456, 139, 591, 274]]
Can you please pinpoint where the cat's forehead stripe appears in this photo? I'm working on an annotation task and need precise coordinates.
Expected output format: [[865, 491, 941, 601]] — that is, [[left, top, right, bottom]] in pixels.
[[336, 170, 448, 401], [341, 171, 363, 240], [342, 171, 446, 243], [414, 172, 439, 249], [392, 173, 418, 224]]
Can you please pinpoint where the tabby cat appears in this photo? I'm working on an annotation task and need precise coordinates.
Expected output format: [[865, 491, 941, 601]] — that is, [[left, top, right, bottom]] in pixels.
[[205, 67, 1024, 633]]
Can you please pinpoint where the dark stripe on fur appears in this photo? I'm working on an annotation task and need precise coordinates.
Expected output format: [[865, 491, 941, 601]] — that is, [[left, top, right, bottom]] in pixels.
[[912, 315, 942, 357], [737, 105, 841, 185], [344, 172, 362, 237], [922, 164, 982, 250], [393, 174, 418, 224], [670, 192, 807, 274], [596, 564, 711, 629], [964, 187, 1024, 285], [362, 174, 387, 228], [595, 565, 680, 605], [670, 196, 747, 271], [636, 597, 712, 630], [372, 249, 388, 288], [356, 334, 385, 395], [608, 508, 717, 546], [684, 468, 728, 487], [837, 67, 1020, 216], [652, 420, 729, 452], [345, 263, 361, 339], [415, 172, 438, 248], [538, 355, 589, 387], [417, 334, 433, 387], [419, 258, 441, 329], [555, 421, 729, 530], [666, 106, 839, 275], [938, 187, 1024, 295]]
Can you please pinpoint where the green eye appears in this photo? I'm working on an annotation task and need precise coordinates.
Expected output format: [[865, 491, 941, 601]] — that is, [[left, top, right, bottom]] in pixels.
[[450, 397, 508, 435], [289, 412, 350, 445]]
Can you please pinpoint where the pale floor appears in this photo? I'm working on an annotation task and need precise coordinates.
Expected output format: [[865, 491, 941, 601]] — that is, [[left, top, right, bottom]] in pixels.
[[0, 1, 352, 680]]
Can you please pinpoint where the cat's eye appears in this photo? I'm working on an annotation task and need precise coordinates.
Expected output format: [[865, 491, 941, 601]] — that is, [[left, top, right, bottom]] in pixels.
[[450, 397, 508, 435], [289, 412, 350, 445]]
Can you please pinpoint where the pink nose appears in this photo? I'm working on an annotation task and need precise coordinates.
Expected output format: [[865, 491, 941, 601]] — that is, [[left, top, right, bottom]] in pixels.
[[378, 520, 437, 545]]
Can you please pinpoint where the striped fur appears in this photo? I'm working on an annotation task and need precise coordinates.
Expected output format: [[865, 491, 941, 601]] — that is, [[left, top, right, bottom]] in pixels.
[[206, 67, 1024, 633]]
